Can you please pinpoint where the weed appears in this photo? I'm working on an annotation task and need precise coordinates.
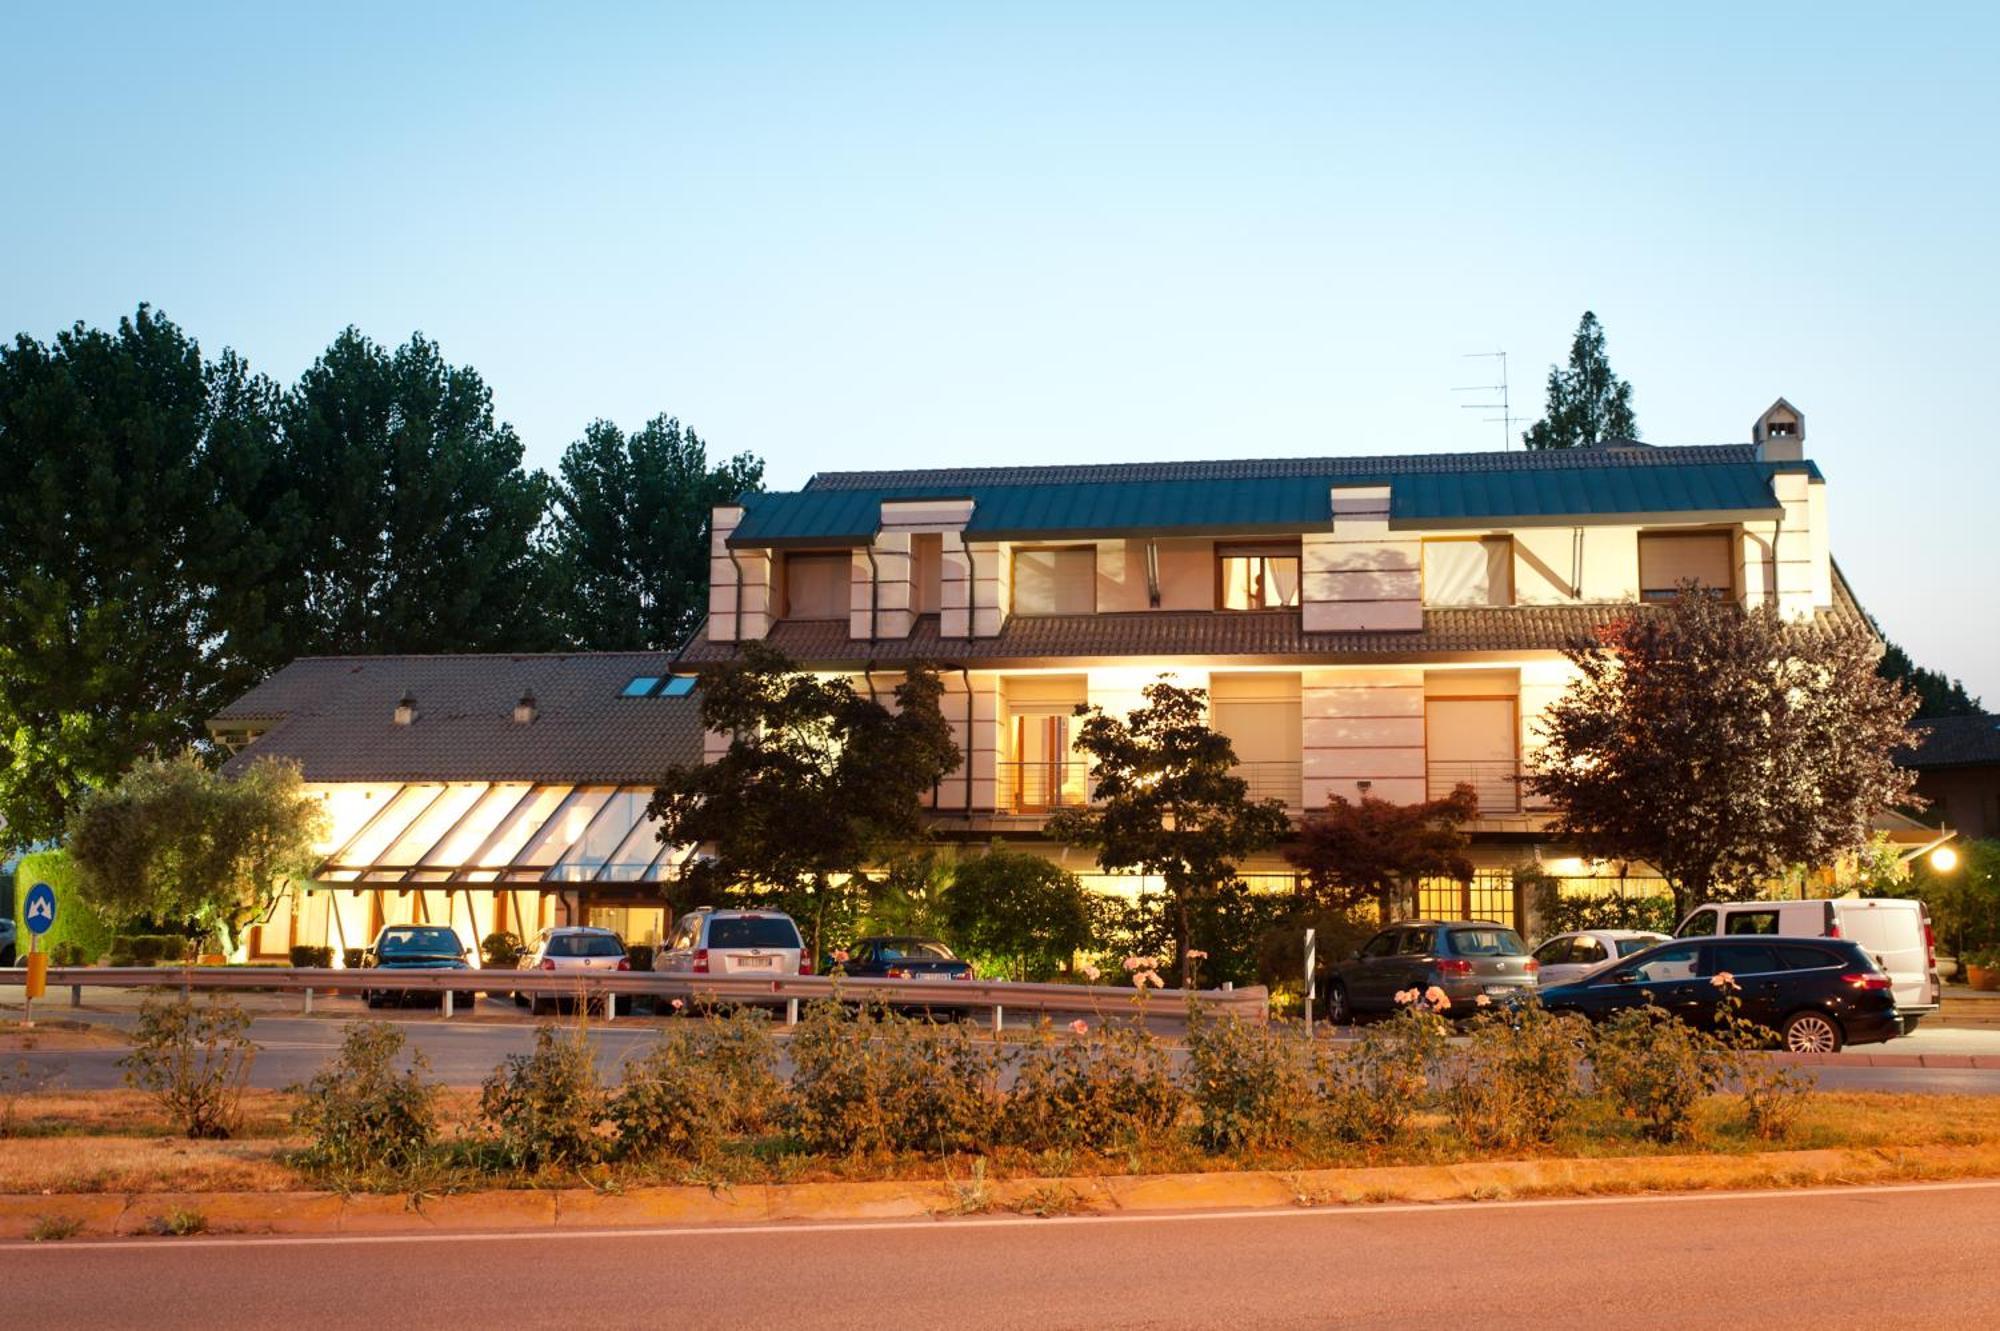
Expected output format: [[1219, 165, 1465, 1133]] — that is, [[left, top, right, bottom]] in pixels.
[[120, 994, 256, 1140], [28, 1214, 84, 1242], [289, 1022, 441, 1185], [479, 1024, 607, 1170], [147, 1208, 209, 1237]]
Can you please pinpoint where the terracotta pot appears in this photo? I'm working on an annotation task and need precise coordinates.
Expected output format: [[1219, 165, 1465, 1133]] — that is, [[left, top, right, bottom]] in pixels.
[[1968, 964, 2000, 993], [197, 952, 227, 967]]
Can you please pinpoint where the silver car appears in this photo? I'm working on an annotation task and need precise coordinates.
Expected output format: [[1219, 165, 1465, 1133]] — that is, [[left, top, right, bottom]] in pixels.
[[653, 908, 807, 981], [517, 925, 631, 1015], [1530, 929, 1669, 987]]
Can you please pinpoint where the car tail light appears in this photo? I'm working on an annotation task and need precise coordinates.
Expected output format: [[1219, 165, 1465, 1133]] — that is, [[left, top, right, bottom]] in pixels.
[[692, 948, 709, 974], [799, 953, 813, 975], [1841, 972, 1892, 991], [1924, 914, 1937, 971], [616, 957, 630, 971], [887, 965, 909, 979], [1827, 922, 1842, 939], [952, 970, 972, 981], [539, 958, 556, 971], [1524, 959, 1540, 975], [1437, 959, 1474, 977]]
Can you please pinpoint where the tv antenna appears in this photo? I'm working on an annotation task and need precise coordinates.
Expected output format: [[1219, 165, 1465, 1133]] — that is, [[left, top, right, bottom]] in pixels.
[[1454, 350, 1529, 450]]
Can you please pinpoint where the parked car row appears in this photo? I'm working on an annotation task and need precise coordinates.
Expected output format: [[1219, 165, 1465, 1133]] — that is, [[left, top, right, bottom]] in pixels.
[[1324, 894, 1940, 1054]]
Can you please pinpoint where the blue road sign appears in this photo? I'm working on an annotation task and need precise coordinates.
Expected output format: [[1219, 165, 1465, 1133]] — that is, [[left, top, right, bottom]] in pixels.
[[23, 882, 56, 936]]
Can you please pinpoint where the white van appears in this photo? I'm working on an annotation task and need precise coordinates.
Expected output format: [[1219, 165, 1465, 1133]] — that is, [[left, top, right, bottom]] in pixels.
[[1675, 899, 1939, 1031]]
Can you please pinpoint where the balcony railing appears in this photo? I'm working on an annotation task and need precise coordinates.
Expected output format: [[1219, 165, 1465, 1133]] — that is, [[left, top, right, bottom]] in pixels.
[[1233, 760, 1303, 809], [999, 760, 1091, 813], [1427, 761, 1522, 814]]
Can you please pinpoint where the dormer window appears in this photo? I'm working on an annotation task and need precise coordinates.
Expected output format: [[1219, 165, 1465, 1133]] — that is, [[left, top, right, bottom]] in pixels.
[[1217, 541, 1301, 610]]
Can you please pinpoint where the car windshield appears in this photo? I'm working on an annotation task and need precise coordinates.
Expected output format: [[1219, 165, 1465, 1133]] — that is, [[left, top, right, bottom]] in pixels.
[[707, 917, 802, 949], [1615, 937, 1661, 957], [1448, 928, 1525, 956], [546, 933, 625, 958], [377, 927, 460, 955]]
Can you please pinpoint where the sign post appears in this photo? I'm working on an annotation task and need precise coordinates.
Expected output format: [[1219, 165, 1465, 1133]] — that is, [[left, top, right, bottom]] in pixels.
[[21, 881, 56, 1027], [1303, 926, 1317, 1038]]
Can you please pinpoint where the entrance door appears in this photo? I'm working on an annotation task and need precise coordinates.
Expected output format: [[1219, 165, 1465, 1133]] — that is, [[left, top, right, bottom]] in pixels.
[[1426, 697, 1518, 813]]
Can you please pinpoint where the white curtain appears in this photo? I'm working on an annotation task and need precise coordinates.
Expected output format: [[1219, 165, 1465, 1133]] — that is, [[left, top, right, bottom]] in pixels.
[[1424, 539, 1512, 606]]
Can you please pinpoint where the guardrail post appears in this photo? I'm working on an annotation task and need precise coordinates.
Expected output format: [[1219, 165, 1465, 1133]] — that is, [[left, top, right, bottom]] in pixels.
[[70, 984, 81, 1009], [442, 989, 454, 1019], [991, 1003, 1003, 1035], [603, 989, 615, 1023], [303, 987, 314, 1016], [786, 997, 799, 1026]]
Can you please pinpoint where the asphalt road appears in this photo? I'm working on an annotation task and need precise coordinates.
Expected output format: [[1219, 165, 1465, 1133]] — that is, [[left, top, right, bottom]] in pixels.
[[11, 998, 2000, 1094], [6, 1181, 1996, 1328]]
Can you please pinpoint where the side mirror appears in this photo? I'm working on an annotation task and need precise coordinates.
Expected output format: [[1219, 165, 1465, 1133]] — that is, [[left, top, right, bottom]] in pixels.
[[1345, 948, 1361, 962]]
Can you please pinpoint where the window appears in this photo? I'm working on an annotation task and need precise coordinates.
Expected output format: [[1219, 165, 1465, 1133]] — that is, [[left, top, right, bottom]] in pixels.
[[705, 916, 804, 949], [1712, 942, 1784, 976], [1012, 547, 1095, 615], [1639, 532, 1734, 602], [658, 676, 696, 697], [1677, 909, 1718, 939], [1533, 938, 1572, 967], [1217, 542, 1301, 610], [1569, 936, 1608, 965], [1447, 927, 1526, 956], [622, 676, 661, 697], [1422, 538, 1513, 607], [1398, 929, 1436, 956], [622, 675, 695, 698], [1723, 909, 1781, 936], [783, 552, 851, 620], [1622, 942, 1701, 984], [1614, 936, 1662, 957], [1360, 932, 1398, 960], [1777, 944, 1839, 971], [547, 932, 627, 959]]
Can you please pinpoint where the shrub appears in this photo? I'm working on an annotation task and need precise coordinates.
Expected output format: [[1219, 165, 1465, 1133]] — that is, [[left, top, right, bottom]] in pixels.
[[1442, 999, 1592, 1150], [1183, 1012, 1316, 1153], [1005, 1018, 1184, 1154], [289, 1022, 441, 1181], [1318, 1005, 1447, 1145], [288, 944, 335, 969], [481, 932, 525, 969], [479, 1024, 606, 1170], [110, 934, 190, 965], [612, 1010, 782, 1162], [49, 940, 89, 967], [342, 948, 366, 970], [1526, 865, 1676, 936], [786, 999, 1002, 1156], [1590, 1002, 1726, 1143], [120, 993, 256, 1139], [1711, 986, 1817, 1141]]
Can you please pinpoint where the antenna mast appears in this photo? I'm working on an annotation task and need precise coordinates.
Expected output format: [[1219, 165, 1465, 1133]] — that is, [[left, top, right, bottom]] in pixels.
[[1454, 350, 1529, 450]]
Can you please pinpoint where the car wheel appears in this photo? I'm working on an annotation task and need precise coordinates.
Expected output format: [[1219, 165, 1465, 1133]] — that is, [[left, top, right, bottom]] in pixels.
[[530, 996, 550, 1017], [1326, 982, 1353, 1026], [512, 992, 528, 1008], [456, 992, 477, 1013], [1783, 1010, 1843, 1054]]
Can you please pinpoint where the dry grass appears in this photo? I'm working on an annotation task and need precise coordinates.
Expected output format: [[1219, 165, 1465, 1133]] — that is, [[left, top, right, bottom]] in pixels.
[[0, 1022, 128, 1052], [0, 1136, 296, 1194]]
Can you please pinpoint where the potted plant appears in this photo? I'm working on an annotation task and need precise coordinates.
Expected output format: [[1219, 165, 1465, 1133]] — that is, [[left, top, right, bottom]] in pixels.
[[1966, 950, 2000, 992]]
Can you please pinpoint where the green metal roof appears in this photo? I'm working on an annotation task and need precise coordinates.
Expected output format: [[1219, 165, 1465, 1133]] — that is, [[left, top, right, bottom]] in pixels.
[[729, 446, 1812, 547]]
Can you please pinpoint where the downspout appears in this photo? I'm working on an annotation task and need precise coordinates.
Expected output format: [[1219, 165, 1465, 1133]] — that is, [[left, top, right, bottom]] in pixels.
[[962, 544, 979, 640], [725, 547, 749, 639], [957, 664, 974, 813], [862, 545, 881, 645], [1570, 527, 1583, 600]]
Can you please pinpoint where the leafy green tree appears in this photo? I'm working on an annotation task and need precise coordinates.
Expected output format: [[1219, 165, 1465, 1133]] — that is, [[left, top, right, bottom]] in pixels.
[[0, 306, 289, 848], [1047, 679, 1292, 987], [548, 416, 762, 649], [1523, 311, 1639, 450], [862, 849, 954, 941], [1527, 589, 1922, 918], [1287, 784, 1479, 921], [66, 754, 327, 953], [273, 328, 554, 654], [1876, 638, 1983, 718], [942, 844, 1094, 981], [647, 644, 960, 959]]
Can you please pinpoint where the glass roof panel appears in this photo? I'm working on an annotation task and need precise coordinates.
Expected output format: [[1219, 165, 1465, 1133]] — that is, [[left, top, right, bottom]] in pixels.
[[622, 676, 661, 697], [422, 784, 535, 866], [333, 785, 445, 867], [514, 787, 616, 869], [598, 806, 670, 882], [470, 786, 574, 868], [308, 784, 408, 857], [658, 676, 696, 697], [374, 784, 488, 867], [550, 789, 650, 882]]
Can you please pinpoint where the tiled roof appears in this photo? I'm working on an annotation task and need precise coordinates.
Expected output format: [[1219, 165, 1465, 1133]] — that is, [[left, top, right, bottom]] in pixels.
[[682, 570, 1872, 669], [1904, 714, 2000, 769], [213, 653, 704, 784], [731, 442, 1821, 547]]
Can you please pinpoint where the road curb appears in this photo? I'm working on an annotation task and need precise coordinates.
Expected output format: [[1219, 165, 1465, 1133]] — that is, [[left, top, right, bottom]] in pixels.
[[7, 1142, 2000, 1241]]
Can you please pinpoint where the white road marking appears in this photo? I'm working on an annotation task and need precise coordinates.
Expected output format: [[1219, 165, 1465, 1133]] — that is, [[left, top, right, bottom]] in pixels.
[[7, 1178, 1998, 1254]]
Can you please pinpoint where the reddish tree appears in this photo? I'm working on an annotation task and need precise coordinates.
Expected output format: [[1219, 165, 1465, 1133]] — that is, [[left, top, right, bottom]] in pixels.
[[1287, 784, 1481, 922]]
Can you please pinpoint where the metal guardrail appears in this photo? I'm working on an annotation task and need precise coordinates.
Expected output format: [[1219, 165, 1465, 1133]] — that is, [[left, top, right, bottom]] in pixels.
[[0, 966, 1270, 1029], [1427, 761, 1521, 813]]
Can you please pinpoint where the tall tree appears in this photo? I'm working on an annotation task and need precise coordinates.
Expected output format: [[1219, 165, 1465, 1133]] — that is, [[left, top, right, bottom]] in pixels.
[[274, 329, 554, 655], [647, 644, 960, 960], [942, 844, 1095, 982], [0, 306, 289, 849], [547, 415, 762, 650], [1287, 785, 1480, 921], [1527, 589, 1922, 918], [1523, 311, 1639, 450], [1046, 679, 1293, 987], [1876, 638, 1983, 719]]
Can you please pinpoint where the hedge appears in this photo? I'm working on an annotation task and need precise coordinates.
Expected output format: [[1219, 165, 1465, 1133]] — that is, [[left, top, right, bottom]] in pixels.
[[11, 850, 116, 964]]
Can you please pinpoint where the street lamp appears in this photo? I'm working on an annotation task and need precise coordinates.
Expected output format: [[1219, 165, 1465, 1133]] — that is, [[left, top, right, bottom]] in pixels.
[[1930, 845, 1960, 874]]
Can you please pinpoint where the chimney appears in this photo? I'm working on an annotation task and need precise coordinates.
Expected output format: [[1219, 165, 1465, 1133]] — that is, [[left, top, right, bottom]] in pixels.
[[393, 691, 417, 727], [1753, 398, 1805, 461], [513, 691, 538, 725]]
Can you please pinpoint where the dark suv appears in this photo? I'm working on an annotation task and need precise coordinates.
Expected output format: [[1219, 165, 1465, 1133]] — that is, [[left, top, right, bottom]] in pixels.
[[1325, 920, 1538, 1023], [1537, 936, 1898, 1052]]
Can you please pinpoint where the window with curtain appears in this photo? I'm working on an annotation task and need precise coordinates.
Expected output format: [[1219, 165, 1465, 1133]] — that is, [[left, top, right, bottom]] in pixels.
[[1012, 547, 1095, 615], [783, 551, 851, 619], [1422, 538, 1513, 607], [1217, 542, 1302, 610], [1638, 532, 1734, 601]]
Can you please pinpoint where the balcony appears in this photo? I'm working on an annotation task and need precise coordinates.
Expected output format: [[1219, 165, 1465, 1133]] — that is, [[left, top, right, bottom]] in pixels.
[[1426, 761, 1521, 814], [999, 760, 1091, 813], [1233, 760, 1303, 809]]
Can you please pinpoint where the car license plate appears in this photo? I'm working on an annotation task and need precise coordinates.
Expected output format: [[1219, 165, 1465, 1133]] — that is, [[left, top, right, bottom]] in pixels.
[[738, 956, 774, 970], [1484, 984, 1513, 996], [916, 972, 946, 982]]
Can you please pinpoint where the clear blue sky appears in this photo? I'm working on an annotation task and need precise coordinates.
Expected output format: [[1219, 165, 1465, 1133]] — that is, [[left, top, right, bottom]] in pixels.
[[5, 3, 1996, 699]]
